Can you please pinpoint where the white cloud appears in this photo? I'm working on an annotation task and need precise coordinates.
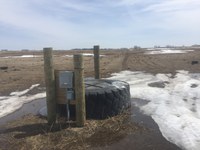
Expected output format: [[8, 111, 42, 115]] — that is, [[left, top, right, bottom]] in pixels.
[[0, 0, 200, 49], [0, 1, 78, 36], [0, 0, 93, 49], [115, 0, 141, 6], [143, 0, 200, 13]]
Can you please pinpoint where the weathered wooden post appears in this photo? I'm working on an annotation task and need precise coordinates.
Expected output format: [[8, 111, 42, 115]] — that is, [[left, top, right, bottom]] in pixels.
[[74, 54, 86, 127], [43, 47, 56, 125], [93, 45, 100, 79]]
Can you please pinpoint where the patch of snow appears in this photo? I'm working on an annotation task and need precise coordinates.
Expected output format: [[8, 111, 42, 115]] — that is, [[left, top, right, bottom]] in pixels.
[[1, 55, 41, 58], [64, 53, 105, 57], [82, 53, 94, 56], [64, 55, 73, 58], [20, 55, 40, 58], [112, 81, 126, 89], [147, 48, 171, 50], [10, 84, 40, 96], [0, 84, 46, 118], [109, 70, 200, 150], [145, 49, 193, 55]]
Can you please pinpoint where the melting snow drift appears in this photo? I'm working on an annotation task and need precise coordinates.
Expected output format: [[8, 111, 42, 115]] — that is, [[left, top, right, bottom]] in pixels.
[[145, 49, 193, 55], [109, 70, 200, 150], [0, 84, 45, 118], [1, 55, 41, 58], [64, 53, 105, 57]]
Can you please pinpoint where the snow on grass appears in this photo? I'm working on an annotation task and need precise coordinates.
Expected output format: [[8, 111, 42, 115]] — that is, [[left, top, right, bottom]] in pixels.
[[145, 49, 193, 55], [64, 53, 105, 57], [1, 55, 41, 58], [109, 70, 200, 150], [64, 55, 73, 58], [0, 84, 45, 118], [10, 84, 40, 96]]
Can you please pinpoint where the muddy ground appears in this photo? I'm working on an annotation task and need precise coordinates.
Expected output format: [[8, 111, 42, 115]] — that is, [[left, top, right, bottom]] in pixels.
[[0, 49, 200, 149]]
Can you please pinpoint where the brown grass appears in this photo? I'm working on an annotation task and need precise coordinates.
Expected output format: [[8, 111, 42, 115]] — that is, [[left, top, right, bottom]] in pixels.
[[0, 111, 146, 150]]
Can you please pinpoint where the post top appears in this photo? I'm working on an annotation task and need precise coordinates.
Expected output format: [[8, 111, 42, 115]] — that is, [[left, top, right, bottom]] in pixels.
[[74, 54, 84, 69], [43, 47, 53, 50], [94, 45, 100, 49]]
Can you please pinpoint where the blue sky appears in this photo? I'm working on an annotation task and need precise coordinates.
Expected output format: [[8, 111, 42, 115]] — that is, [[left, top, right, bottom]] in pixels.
[[0, 0, 200, 50]]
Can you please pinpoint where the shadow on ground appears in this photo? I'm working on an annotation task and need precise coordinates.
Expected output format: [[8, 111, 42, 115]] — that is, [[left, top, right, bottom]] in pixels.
[[0, 122, 72, 139]]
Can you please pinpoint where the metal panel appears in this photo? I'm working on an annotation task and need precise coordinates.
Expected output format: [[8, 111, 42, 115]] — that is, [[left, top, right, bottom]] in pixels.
[[59, 71, 74, 88]]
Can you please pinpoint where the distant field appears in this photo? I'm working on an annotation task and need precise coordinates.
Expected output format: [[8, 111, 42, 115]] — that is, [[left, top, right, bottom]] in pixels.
[[0, 48, 200, 95]]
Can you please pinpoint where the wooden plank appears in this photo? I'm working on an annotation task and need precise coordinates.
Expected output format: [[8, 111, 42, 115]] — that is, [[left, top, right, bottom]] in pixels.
[[74, 54, 86, 127], [43, 47, 56, 125], [93, 45, 100, 79]]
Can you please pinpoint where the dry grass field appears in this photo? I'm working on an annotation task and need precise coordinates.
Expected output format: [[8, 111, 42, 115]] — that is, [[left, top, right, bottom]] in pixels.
[[1, 49, 200, 95]]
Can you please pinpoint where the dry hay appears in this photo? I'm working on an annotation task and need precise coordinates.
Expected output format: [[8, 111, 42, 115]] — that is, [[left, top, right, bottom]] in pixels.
[[0, 111, 146, 150]]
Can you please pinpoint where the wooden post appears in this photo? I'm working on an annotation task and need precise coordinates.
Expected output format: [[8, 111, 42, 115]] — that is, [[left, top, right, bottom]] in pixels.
[[74, 54, 86, 127], [93, 45, 100, 79], [43, 47, 56, 125]]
